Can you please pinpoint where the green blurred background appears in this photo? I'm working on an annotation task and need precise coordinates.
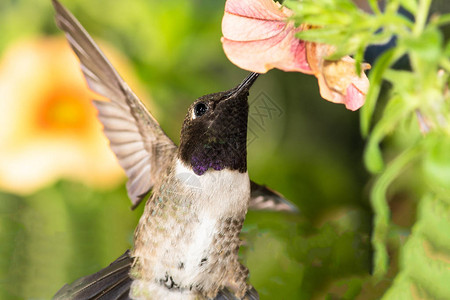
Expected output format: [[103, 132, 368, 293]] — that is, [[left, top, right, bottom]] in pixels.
[[2, 0, 440, 299]]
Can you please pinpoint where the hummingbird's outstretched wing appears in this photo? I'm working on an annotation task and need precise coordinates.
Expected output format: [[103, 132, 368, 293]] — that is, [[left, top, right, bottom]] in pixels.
[[52, 0, 177, 208], [54, 250, 133, 300], [249, 181, 298, 213], [52, 0, 297, 213], [54, 251, 258, 300]]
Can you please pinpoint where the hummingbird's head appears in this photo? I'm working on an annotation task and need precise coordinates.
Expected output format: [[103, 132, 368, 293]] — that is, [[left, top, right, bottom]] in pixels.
[[178, 73, 259, 175]]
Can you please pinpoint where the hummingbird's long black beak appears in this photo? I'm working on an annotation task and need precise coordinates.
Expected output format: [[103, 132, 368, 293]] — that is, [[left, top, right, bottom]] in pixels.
[[228, 72, 260, 98]]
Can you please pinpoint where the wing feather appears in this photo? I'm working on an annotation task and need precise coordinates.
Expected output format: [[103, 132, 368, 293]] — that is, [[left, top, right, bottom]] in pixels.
[[214, 287, 259, 300], [53, 0, 177, 208], [103, 130, 142, 145], [54, 250, 133, 300], [249, 181, 299, 213], [94, 101, 134, 121], [110, 142, 145, 158]]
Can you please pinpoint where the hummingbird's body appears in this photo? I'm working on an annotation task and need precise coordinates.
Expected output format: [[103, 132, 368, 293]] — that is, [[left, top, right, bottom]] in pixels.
[[52, 1, 294, 299], [132, 161, 250, 299], [130, 79, 256, 299]]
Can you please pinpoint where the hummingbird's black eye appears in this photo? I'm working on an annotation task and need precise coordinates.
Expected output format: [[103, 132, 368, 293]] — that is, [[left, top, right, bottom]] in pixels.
[[194, 102, 208, 117]]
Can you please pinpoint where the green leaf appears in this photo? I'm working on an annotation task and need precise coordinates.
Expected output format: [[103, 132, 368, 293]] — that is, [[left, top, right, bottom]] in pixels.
[[360, 49, 398, 137], [402, 27, 442, 64], [423, 135, 450, 191], [433, 13, 450, 27], [399, 0, 418, 15], [383, 70, 415, 91], [370, 142, 423, 279], [382, 194, 450, 299], [296, 27, 346, 44], [364, 94, 418, 174], [444, 40, 450, 58], [368, 0, 381, 14], [364, 136, 385, 174]]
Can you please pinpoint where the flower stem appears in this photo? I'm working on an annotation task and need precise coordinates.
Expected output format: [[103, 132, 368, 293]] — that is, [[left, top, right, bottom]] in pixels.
[[413, 0, 431, 36]]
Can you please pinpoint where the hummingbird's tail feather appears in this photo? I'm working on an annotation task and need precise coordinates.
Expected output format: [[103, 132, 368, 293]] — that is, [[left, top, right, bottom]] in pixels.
[[54, 250, 133, 300]]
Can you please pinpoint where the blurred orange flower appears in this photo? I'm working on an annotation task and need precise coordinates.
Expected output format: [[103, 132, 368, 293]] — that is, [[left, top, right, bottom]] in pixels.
[[221, 0, 370, 111], [0, 37, 131, 194]]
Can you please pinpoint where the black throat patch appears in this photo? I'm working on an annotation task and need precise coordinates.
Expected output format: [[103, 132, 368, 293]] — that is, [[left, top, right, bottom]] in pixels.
[[178, 91, 249, 175]]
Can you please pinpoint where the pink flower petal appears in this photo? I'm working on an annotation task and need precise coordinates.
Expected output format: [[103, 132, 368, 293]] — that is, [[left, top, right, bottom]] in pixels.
[[222, 12, 287, 42], [223, 0, 293, 41], [308, 43, 370, 110], [222, 0, 311, 73], [345, 83, 366, 111], [221, 0, 370, 111], [225, 0, 291, 22], [222, 27, 311, 73]]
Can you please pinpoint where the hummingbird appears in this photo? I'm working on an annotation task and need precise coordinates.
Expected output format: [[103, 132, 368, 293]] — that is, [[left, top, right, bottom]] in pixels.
[[52, 0, 295, 299]]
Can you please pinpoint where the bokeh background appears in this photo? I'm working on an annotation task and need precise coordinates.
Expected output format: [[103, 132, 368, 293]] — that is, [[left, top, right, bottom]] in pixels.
[[0, 1, 448, 299]]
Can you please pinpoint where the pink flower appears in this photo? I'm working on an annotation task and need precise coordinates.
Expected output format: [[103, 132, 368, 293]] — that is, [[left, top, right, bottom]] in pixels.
[[221, 0, 370, 111]]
